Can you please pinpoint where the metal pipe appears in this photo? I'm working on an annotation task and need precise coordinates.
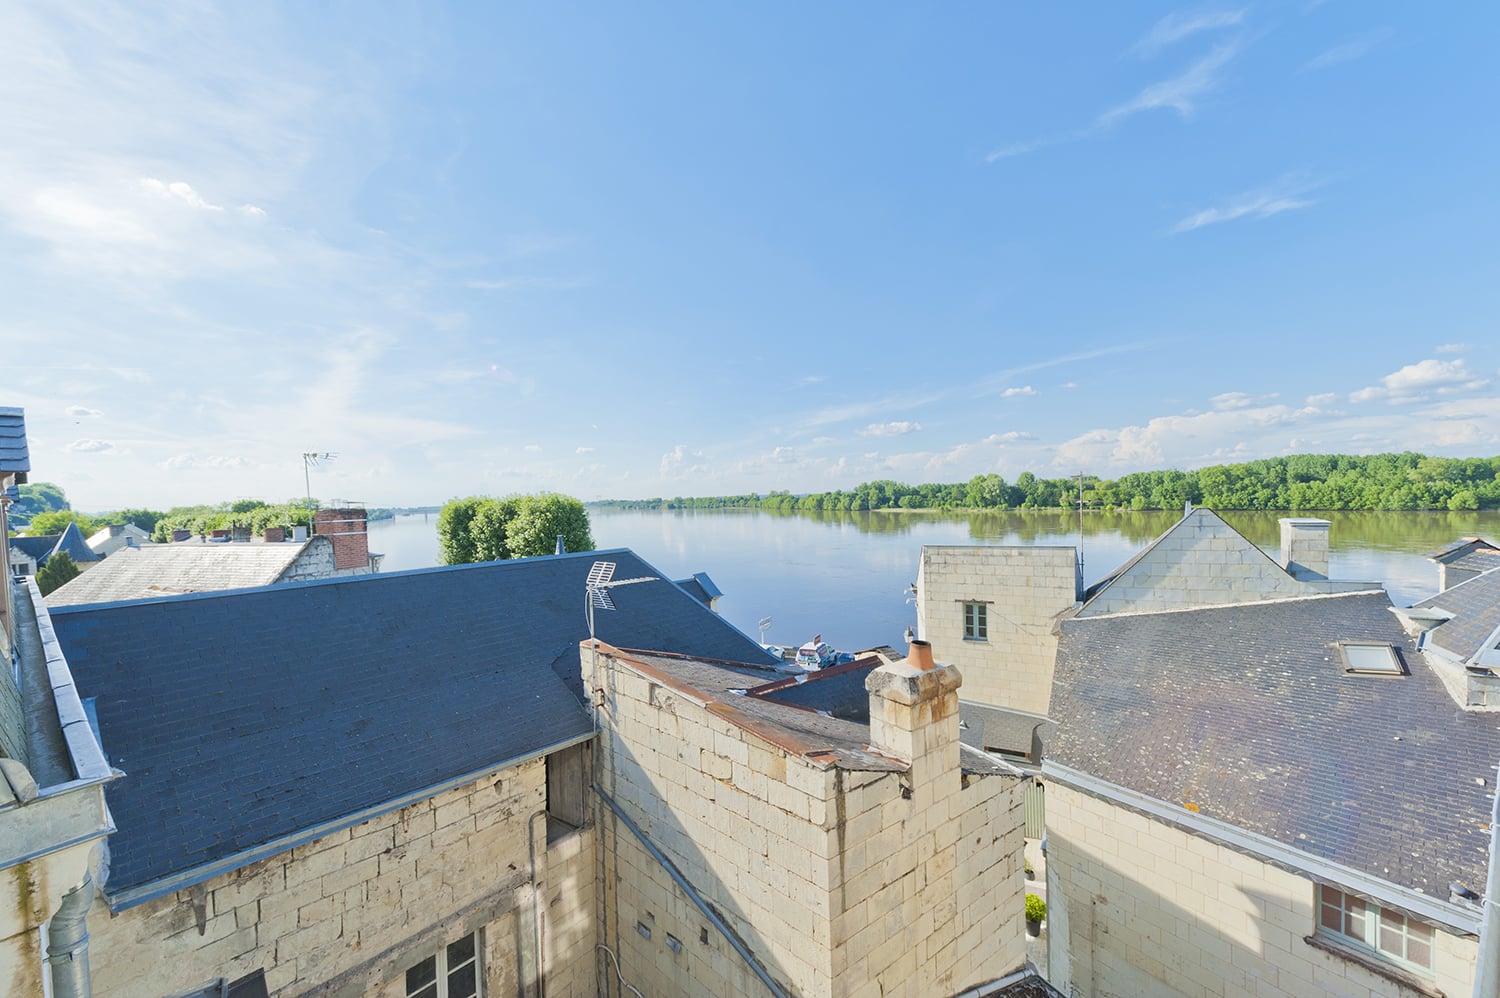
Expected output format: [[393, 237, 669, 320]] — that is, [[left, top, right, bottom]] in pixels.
[[528, 808, 549, 998], [47, 873, 94, 998], [594, 785, 792, 998], [1473, 773, 1500, 998]]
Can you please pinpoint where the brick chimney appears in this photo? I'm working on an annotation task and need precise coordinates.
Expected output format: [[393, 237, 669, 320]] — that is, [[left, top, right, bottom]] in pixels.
[[865, 640, 964, 796], [313, 508, 371, 571], [1279, 517, 1330, 581]]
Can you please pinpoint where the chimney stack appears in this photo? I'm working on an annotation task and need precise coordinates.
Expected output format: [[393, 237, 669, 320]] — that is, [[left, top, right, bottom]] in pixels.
[[314, 507, 371, 570], [865, 640, 963, 796], [1279, 517, 1330, 581]]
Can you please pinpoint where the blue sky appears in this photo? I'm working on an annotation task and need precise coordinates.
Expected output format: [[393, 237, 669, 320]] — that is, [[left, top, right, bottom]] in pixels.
[[3, 2, 1496, 510]]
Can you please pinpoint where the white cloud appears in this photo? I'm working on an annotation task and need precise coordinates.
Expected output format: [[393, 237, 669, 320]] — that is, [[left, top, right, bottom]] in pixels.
[[1001, 385, 1037, 398], [1305, 392, 1338, 406], [860, 421, 923, 437], [576, 446, 594, 455], [238, 204, 266, 218], [1349, 358, 1490, 404], [65, 404, 102, 417], [1131, 9, 1246, 58], [67, 438, 115, 453], [660, 444, 708, 477], [1435, 343, 1470, 354], [1173, 178, 1318, 233], [141, 177, 222, 211], [1304, 29, 1390, 72], [163, 453, 251, 470], [799, 374, 826, 385], [988, 431, 1037, 443], [1060, 382, 1078, 390], [523, 444, 543, 453], [1211, 391, 1278, 410], [1100, 44, 1238, 123]]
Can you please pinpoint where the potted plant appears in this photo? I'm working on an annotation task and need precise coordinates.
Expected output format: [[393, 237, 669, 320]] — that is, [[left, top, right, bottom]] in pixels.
[[1024, 858, 1035, 880], [1025, 893, 1046, 936]]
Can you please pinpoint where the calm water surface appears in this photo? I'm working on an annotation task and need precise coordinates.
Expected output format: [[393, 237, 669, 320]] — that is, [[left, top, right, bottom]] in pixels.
[[369, 508, 1500, 652]]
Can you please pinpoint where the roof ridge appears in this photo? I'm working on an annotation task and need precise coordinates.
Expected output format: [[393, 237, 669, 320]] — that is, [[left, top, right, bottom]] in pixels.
[[1066, 586, 1387, 622]]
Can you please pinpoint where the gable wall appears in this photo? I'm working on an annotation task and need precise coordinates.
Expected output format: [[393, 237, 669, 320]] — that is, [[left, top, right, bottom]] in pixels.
[[917, 546, 1078, 716], [88, 757, 596, 997], [594, 651, 1029, 998], [1078, 512, 1314, 617], [1046, 781, 1477, 997]]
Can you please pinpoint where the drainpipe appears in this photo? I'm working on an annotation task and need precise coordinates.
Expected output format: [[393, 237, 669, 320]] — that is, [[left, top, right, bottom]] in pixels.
[[47, 873, 94, 998], [1474, 771, 1500, 998]]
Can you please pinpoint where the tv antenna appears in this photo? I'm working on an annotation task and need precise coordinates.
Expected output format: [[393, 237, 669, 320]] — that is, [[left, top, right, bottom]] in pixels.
[[758, 616, 773, 644], [584, 561, 657, 641], [302, 452, 336, 521]]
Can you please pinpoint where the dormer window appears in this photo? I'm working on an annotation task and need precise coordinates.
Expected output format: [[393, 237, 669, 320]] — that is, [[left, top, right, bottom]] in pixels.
[[1336, 641, 1404, 676]]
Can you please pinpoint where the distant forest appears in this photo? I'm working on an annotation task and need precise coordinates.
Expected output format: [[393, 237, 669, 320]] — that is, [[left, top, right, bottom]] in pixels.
[[594, 453, 1500, 513]]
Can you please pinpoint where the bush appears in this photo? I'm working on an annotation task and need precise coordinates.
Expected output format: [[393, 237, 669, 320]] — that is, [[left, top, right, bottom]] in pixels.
[[1025, 893, 1046, 923], [36, 552, 80, 596]]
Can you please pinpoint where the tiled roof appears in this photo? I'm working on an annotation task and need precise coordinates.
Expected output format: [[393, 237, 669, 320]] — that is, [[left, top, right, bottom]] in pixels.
[[50, 520, 100, 564], [45, 538, 321, 606], [1050, 591, 1499, 897], [0, 406, 29, 478], [1416, 567, 1500, 665], [49, 549, 777, 906], [10, 534, 56, 560]]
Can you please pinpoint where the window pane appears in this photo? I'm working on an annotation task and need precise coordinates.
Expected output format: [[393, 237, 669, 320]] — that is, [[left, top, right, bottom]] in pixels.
[[447, 961, 478, 998], [1378, 906, 1404, 954], [1321, 885, 1341, 906], [1344, 896, 1367, 942], [1320, 903, 1342, 931], [1407, 933, 1433, 969], [448, 934, 476, 967], [406, 956, 437, 992]]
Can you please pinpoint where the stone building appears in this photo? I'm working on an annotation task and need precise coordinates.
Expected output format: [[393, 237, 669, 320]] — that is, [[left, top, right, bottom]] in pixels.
[[587, 640, 1033, 997]]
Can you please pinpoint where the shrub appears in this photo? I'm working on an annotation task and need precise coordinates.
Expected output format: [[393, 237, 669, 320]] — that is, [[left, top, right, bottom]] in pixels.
[[1025, 893, 1046, 923]]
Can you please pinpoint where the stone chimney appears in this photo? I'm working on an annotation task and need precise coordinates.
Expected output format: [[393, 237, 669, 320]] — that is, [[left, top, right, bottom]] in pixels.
[[865, 640, 964, 796], [313, 507, 371, 571], [1279, 517, 1330, 581]]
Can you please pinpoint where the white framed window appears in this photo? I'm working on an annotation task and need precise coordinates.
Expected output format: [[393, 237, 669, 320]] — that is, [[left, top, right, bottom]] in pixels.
[[1336, 641, 1404, 676], [405, 932, 481, 998], [963, 602, 988, 641], [1317, 884, 1433, 975]]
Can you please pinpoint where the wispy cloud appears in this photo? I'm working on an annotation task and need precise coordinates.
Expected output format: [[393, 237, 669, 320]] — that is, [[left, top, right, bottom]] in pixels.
[[1100, 44, 1239, 124], [860, 421, 922, 437], [1130, 8, 1246, 58], [1304, 29, 1390, 72], [989, 431, 1036, 443], [1349, 358, 1490, 404], [1211, 391, 1279, 410], [1172, 176, 1318, 233], [1001, 385, 1038, 398], [1435, 343, 1470, 354], [576, 446, 594, 454], [68, 438, 116, 454], [140, 177, 222, 212], [65, 405, 103, 418]]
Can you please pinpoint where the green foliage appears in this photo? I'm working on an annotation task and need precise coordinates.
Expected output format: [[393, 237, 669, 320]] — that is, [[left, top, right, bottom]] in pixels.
[[35, 551, 80, 596], [1025, 893, 1046, 923], [149, 501, 313, 542], [11, 482, 68, 526], [592, 451, 1500, 513], [24, 509, 97, 538], [437, 493, 595, 565]]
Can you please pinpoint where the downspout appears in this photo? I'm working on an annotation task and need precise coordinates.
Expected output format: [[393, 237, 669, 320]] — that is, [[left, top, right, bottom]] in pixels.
[[528, 809, 548, 998], [1474, 771, 1500, 998], [47, 873, 94, 998]]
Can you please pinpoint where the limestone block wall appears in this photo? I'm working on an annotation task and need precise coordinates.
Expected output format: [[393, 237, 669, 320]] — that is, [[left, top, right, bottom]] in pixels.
[[88, 756, 596, 997], [916, 546, 1079, 717], [1046, 782, 1477, 998], [279, 537, 337, 584], [595, 652, 1028, 998], [1078, 510, 1332, 618]]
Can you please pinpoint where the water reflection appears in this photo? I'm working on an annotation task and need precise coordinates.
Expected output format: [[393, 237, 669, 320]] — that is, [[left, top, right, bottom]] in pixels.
[[369, 508, 1500, 654]]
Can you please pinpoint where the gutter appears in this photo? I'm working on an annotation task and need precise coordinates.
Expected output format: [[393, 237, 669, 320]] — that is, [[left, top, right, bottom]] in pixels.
[[1044, 761, 1483, 936], [107, 728, 596, 911]]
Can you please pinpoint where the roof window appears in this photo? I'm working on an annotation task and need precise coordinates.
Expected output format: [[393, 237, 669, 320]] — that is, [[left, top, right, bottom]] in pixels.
[[1337, 641, 1405, 676]]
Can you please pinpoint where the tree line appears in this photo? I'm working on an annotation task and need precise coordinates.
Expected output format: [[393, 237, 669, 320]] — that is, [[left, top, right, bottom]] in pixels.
[[594, 452, 1500, 513]]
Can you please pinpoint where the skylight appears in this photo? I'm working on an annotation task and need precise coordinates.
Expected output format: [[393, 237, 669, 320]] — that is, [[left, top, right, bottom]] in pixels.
[[1337, 641, 1404, 676]]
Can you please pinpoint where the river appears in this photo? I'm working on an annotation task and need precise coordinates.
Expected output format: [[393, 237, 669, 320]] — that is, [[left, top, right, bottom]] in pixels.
[[368, 508, 1500, 653]]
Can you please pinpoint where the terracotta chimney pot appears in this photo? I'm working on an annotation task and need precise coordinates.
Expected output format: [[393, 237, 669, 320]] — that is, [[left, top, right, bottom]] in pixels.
[[907, 639, 936, 671]]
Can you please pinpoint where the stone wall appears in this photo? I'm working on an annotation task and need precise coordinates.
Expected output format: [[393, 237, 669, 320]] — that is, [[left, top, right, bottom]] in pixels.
[[593, 647, 1028, 998], [88, 755, 596, 997], [917, 546, 1079, 717], [1046, 781, 1478, 997]]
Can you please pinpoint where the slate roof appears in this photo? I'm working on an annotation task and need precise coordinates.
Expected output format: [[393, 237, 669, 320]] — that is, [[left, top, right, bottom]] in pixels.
[[0, 406, 29, 480], [9, 522, 100, 568], [1050, 591, 1500, 898], [620, 649, 1011, 776], [1415, 567, 1500, 665], [675, 571, 724, 607], [10, 534, 56, 561], [48, 548, 777, 907], [45, 537, 324, 606]]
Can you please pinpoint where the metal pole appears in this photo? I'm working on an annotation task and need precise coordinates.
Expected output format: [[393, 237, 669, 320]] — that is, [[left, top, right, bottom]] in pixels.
[[1474, 773, 1500, 998]]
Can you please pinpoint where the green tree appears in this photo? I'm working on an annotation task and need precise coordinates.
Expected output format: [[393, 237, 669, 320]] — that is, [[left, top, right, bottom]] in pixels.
[[436, 497, 485, 565], [506, 493, 595, 557], [25, 509, 96, 537], [35, 552, 80, 596], [470, 498, 519, 561]]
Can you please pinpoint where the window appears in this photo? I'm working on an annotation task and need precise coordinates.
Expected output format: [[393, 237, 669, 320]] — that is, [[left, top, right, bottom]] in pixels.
[[1317, 885, 1433, 975], [1336, 641, 1404, 676], [963, 602, 988, 641], [406, 933, 481, 998]]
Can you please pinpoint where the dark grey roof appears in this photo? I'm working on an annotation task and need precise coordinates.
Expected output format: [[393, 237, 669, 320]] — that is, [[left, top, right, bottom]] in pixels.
[[12, 523, 101, 567], [0, 406, 30, 479], [1050, 591, 1500, 897], [1426, 537, 1500, 564], [11, 534, 56, 560], [1416, 568, 1500, 664], [49, 549, 776, 906]]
